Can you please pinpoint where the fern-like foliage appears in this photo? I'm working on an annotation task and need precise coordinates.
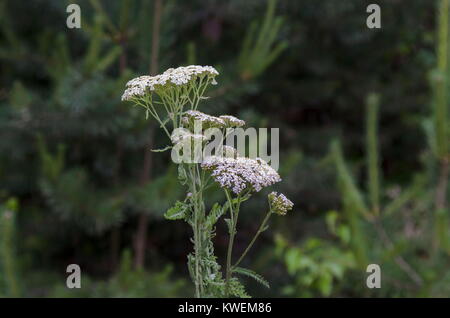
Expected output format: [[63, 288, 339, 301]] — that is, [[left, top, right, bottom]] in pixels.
[[233, 267, 270, 289], [228, 277, 251, 298], [238, 0, 288, 80]]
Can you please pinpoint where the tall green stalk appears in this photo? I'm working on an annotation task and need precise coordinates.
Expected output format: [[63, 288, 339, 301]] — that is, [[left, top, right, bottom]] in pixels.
[[224, 190, 240, 297], [435, 0, 449, 159], [432, 0, 450, 250], [330, 141, 369, 267], [330, 95, 424, 286], [366, 93, 381, 215], [187, 164, 210, 297]]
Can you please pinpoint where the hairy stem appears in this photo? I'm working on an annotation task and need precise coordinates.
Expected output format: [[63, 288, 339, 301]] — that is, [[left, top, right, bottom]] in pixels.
[[224, 190, 240, 297], [188, 164, 206, 297]]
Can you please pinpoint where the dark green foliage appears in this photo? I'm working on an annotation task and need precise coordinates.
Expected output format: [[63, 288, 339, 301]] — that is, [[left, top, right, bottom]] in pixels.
[[275, 233, 355, 297], [49, 250, 189, 297], [237, 0, 288, 80], [164, 201, 189, 221]]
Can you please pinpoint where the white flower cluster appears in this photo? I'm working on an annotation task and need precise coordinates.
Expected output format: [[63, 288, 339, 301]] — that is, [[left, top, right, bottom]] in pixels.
[[121, 65, 219, 101], [219, 115, 245, 128], [182, 110, 226, 129], [268, 192, 294, 216], [201, 156, 281, 194], [182, 111, 246, 130], [218, 145, 239, 159], [121, 76, 150, 101], [171, 129, 207, 145]]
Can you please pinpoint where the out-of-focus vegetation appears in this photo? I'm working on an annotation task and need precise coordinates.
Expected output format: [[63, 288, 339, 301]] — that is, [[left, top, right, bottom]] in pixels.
[[0, 0, 449, 297]]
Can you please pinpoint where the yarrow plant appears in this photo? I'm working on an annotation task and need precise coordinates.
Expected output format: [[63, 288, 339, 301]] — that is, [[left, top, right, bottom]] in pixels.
[[123, 65, 293, 298], [201, 156, 281, 194]]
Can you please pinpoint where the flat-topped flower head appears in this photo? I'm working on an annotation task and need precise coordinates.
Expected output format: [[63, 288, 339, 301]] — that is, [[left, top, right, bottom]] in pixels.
[[219, 115, 245, 128], [182, 110, 226, 129], [171, 129, 208, 145], [268, 192, 294, 216], [201, 156, 281, 194], [160, 65, 218, 86], [121, 76, 154, 101], [121, 65, 219, 101]]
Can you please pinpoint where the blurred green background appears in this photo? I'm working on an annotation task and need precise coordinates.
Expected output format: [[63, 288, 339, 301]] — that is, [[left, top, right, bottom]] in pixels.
[[1, 0, 449, 297]]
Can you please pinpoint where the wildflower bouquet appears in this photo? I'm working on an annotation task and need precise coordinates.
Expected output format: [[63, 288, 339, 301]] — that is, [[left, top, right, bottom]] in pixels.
[[122, 66, 293, 298]]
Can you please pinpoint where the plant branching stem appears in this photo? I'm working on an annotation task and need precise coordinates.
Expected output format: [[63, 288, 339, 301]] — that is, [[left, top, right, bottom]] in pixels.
[[233, 210, 272, 269]]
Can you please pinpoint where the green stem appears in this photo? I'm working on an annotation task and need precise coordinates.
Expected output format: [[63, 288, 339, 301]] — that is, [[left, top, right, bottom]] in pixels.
[[233, 210, 272, 269], [189, 165, 202, 298], [224, 190, 240, 297], [196, 172, 205, 297]]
